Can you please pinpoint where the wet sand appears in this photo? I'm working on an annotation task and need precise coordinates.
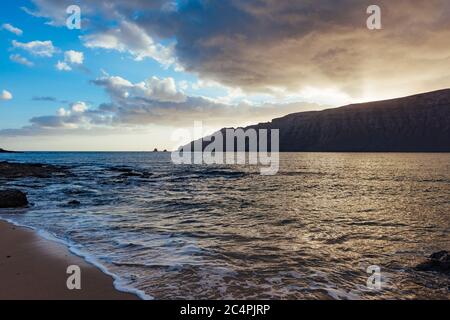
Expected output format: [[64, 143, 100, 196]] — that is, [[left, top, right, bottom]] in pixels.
[[0, 220, 139, 300]]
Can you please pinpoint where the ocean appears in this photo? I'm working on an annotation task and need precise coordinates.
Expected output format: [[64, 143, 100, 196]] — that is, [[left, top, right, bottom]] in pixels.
[[0, 152, 449, 299]]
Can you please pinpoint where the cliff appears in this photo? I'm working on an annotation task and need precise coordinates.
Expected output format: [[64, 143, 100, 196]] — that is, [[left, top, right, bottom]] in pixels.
[[184, 89, 450, 152]]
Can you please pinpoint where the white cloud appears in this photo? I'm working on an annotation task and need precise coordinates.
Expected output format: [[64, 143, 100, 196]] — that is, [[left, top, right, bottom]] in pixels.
[[57, 102, 88, 116], [81, 20, 176, 68], [64, 50, 84, 64], [57, 107, 68, 116], [82, 33, 121, 50], [55, 61, 71, 71], [12, 40, 56, 57], [55, 51, 84, 72], [1, 90, 13, 101], [27, 101, 91, 130], [71, 101, 88, 113], [9, 54, 34, 67], [2, 23, 23, 36], [92, 75, 187, 103]]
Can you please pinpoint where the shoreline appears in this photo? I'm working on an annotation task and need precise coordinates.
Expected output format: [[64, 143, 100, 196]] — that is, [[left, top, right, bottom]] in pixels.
[[0, 219, 141, 300]]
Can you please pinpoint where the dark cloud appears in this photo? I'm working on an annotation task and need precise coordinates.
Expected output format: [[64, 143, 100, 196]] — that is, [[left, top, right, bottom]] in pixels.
[[27, 0, 450, 99], [157, 0, 450, 97]]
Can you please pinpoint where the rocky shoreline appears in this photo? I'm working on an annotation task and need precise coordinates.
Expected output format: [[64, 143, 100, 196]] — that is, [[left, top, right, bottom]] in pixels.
[[0, 161, 141, 299], [0, 161, 69, 179], [0, 161, 69, 208]]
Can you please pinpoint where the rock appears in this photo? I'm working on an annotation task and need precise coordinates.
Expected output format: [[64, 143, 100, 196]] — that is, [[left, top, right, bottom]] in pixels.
[[0, 189, 28, 208], [430, 251, 450, 261], [67, 200, 81, 206], [416, 251, 450, 273], [0, 148, 20, 153], [0, 161, 68, 179]]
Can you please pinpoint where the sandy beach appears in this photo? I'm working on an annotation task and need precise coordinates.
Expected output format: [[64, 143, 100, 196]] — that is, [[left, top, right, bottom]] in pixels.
[[0, 220, 139, 300]]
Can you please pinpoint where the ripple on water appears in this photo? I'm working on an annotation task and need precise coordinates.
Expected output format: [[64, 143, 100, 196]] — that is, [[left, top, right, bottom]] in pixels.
[[0, 152, 449, 299]]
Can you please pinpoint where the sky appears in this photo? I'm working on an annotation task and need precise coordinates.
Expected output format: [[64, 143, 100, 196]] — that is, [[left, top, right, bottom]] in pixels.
[[1, 0, 450, 151]]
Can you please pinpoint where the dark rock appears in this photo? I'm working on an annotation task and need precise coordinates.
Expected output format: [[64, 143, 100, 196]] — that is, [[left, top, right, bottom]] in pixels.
[[430, 251, 450, 261], [0, 161, 68, 179], [416, 251, 450, 273], [0, 189, 28, 208], [67, 200, 81, 206], [0, 148, 20, 153]]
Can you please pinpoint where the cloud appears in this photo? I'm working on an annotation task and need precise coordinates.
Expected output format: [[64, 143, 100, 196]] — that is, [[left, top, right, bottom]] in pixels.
[[9, 54, 34, 67], [140, 0, 450, 99], [27, 0, 450, 100], [81, 20, 176, 67], [12, 40, 56, 57], [2, 23, 23, 35], [64, 50, 84, 64], [21, 0, 72, 26], [92, 75, 186, 103], [0, 74, 324, 136], [70, 101, 88, 113], [100, 95, 323, 127], [55, 60, 71, 71], [23, 0, 168, 26], [30, 102, 92, 129], [1, 90, 13, 101], [55, 50, 84, 72], [19, 1, 450, 101]]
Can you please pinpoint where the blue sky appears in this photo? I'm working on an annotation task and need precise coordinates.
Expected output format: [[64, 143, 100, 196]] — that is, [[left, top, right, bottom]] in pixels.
[[0, 0, 246, 150], [0, 0, 448, 150], [1, 1, 193, 128]]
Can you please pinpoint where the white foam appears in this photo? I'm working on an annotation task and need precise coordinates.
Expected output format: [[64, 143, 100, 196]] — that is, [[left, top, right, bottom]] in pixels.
[[0, 217, 153, 300], [323, 287, 361, 300]]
